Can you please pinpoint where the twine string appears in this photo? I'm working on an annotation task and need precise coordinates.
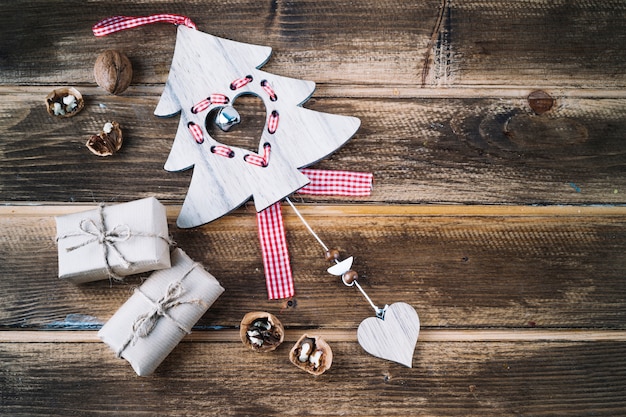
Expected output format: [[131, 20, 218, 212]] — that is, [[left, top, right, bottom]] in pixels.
[[56, 204, 174, 281], [116, 263, 207, 357]]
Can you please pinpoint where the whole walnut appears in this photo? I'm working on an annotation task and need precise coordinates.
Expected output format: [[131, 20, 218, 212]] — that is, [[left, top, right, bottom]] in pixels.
[[94, 50, 133, 95]]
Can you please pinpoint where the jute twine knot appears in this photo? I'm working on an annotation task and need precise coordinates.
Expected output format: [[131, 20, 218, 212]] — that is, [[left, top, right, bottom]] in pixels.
[[56, 203, 174, 281], [117, 263, 206, 357]]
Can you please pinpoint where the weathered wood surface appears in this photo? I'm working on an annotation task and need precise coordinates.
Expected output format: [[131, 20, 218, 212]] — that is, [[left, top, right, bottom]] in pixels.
[[1, 0, 626, 415], [1, 339, 625, 416], [2, 0, 626, 88], [2, 91, 626, 205], [2, 205, 625, 330]]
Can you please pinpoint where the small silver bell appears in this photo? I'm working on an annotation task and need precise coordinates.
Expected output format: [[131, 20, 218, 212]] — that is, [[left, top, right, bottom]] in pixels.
[[215, 105, 241, 132]]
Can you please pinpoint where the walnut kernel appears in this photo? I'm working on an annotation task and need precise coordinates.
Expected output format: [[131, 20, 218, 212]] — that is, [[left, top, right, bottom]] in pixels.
[[45, 87, 84, 118], [86, 121, 123, 156], [289, 334, 333, 375], [239, 312, 284, 352]]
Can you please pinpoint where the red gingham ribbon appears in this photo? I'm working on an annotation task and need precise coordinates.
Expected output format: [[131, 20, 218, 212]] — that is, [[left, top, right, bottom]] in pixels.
[[258, 168, 373, 300], [187, 122, 204, 144], [92, 14, 196, 37], [257, 202, 293, 300], [192, 94, 230, 114], [209, 94, 230, 105], [191, 98, 211, 114], [211, 145, 235, 158], [267, 110, 279, 134], [244, 143, 271, 167], [230, 75, 253, 90], [297, 168, 373, 196], [260, 80, 278, 101]]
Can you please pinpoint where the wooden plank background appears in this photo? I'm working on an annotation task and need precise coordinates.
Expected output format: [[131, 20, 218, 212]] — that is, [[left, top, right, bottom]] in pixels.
[[1, 1, 625, 416]]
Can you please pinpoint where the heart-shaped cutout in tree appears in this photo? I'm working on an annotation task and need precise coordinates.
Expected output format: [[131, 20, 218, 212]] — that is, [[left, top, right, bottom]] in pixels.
[[206, 94, 268, 157]]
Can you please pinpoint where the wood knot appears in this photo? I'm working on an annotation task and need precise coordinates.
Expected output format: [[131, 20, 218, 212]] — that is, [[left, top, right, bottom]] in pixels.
[[528, 90, 554, 115]]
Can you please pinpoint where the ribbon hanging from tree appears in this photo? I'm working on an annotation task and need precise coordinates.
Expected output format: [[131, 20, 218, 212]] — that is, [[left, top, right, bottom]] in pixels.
[[258, 169, 373, 300]]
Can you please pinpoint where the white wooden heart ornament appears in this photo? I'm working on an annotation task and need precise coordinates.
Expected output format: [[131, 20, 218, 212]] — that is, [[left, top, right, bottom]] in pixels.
[[357, 302, 420, 368]]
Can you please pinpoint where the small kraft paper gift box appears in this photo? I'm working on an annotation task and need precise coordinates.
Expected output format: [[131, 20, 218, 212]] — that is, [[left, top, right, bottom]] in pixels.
[[98, 248, 225, 376], [55, 197, 172, 283]]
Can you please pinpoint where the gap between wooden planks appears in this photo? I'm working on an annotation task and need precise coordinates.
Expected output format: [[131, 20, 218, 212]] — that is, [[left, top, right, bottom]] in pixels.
[[4, 85, 626, 99], [1, 203, 625, 218], [3, 329, 626, 343]]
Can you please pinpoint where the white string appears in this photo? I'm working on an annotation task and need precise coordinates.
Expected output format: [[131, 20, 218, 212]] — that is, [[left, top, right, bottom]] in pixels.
[[354, 281, 383, 316], [284, 198, 329, 252], [285, 197, 382, 317]]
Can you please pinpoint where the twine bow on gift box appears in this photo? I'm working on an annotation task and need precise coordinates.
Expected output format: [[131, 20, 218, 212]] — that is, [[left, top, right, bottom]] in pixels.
[[56, 204, 174, 281], [116, 264, 206, 357]]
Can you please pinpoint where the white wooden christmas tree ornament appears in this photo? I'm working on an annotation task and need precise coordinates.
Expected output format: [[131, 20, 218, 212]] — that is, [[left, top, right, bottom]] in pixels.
[[155, 25, 361, 228]]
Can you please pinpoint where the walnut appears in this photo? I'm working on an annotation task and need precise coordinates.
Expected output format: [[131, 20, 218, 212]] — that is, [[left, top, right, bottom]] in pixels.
[[289, 334, 333, 376], [239, 312, 284, 352], [94, 50, 133, 95], [86, 121, 123, 156], [45, 87, 84, 118]]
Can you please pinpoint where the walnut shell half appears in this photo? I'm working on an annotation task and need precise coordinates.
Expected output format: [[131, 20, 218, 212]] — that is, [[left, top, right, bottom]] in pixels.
[[45, 87, 84, 118], [289, 334, 333, 376], [86, 121, 123, 156], [240, 312, 284, 352]]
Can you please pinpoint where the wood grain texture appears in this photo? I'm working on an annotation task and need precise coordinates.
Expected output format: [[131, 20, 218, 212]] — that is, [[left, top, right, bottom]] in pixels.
[[2, 0, 626, 415], [1, 91, 625, 205], [1, 205, 625, 329], [1, 339, 625, 416], [2, 1, 626, 88]]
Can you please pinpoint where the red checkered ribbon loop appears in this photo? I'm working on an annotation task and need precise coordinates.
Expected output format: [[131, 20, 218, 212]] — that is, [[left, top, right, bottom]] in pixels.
[[230, 75, 254, 90], [260, 80, 278, 101], [93, 14, 196, 37], [187, 122, 204, 144], [211, 145, 235, 158], [244, 143, 271, 167], [297, 168, 373, 196], [258, 169, 373, 300], [267, 111, 279, 134], [192, 94, 230, 114]]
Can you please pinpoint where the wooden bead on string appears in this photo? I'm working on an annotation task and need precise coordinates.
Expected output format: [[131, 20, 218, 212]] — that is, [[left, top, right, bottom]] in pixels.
[[342, 270, 358, 286], [325, 248, 340, 262]]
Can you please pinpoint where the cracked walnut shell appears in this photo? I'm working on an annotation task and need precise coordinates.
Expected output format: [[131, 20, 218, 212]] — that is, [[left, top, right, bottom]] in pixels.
[[86, 122, 123, 156], [289, 334, 333, 376], [45, 87, 84, 118], [240, 311, 284, 352]]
